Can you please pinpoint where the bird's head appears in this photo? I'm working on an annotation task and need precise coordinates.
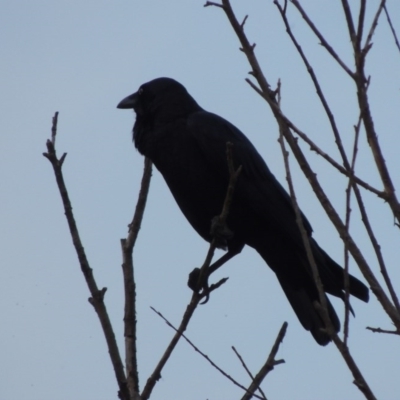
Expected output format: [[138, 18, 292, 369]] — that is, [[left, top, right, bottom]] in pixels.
[[117, 77, 201, 152], [117, 77, 200, 119]]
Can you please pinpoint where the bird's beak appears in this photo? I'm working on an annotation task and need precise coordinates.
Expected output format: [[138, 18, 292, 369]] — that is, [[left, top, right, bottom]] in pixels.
[[117, 92, 138, 109]]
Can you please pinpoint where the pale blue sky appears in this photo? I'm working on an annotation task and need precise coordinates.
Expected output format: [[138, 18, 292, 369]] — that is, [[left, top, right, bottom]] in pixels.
[[1, 1, 400, 399]]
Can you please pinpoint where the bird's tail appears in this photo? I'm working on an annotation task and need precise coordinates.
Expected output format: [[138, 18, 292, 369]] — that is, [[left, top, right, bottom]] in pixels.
[[256, 236, 368, 345], [311, 240, 369, 304], [277, 275, 340, 346]]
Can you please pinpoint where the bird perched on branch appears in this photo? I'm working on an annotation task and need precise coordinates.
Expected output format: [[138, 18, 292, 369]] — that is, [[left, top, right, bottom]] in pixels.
[[117, 77, 369, 345]]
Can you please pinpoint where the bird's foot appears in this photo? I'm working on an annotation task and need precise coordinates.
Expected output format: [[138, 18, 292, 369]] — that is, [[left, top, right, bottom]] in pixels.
[[188, 267, 201, 292]]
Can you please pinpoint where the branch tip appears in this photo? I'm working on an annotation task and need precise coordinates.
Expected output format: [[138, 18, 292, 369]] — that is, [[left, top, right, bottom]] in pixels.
[[204, 1, 224, 8], [240, 15, 248, 29]]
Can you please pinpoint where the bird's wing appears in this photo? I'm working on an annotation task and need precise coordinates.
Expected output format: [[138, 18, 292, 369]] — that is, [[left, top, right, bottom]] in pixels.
[[187, 110, 313, 241]]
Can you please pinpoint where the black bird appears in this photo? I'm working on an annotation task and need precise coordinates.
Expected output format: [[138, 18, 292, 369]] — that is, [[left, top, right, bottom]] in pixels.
[[117, 77, 369, 345]]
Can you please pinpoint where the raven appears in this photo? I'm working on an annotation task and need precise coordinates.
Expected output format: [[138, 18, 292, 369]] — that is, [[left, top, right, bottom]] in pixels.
[[117, 77, 369, 345]]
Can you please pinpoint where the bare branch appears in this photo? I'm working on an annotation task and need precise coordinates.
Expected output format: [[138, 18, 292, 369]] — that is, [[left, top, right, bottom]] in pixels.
[[276, 0, 359, 188], [209, 1, 400, 331], [341, 0, 357, 47], [232, 347, 268, 400], [278, 113, 334, 339], [141, 295, 200, 400], [331, 335, 377, 400], [126, 157, 153, 248], [356, 0, 367, 52], [207, 3, 398, 398], [204, 1, 224, 9], [51, 111, 58, 146], [150, 307, 264, 400], [363, 0, 386, 51], [384, 4, 400, 54], [366, 326, 400, 335], [121, 157, 153, 398], [343, 117, 361, 345], [351, 2, 400, 226], [289, 0, 354, 78], [241, 322, 287, 400], [43, 113, 129, 400], [347, 106, 400, 313], [245, 78, 385, 199]]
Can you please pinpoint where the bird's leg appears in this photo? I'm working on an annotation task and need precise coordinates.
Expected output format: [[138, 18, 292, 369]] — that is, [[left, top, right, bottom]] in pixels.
[[210, 215, 233, 250], [188, 216, 236, 294]]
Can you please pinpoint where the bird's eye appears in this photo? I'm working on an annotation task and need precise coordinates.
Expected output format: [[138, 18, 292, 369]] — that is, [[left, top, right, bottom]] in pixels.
[[138, 87, 144, 95]]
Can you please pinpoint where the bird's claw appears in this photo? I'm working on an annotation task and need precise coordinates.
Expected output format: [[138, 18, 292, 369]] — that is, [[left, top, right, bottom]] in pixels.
[[188, 267, 211, 303]]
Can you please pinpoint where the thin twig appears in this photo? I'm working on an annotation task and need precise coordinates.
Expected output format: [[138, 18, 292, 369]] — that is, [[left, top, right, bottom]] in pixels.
[[141, 295, 201, 400], [363, 0, 386, 52], [121, 157, 153, 398], [232, 347, 268, 400], [204, 1, 224, 9], [43, 113, 129, 400], [276, 0, 359, 193], [353, 1, 400, 224], [343, 118, 361, 345], [51, 112, 58, 146], [366, 326, 400, 335], [241, 322, 287, 400], [356, 0, 367, 53], [150, 307, 264, 400], [346, 99, 400, 313], [341, 0, 357, 47], [278, 116, 333, 338], [331, 335, 377, 400], [244, 78, 385, 200], [289, 0, 354, 78], [384, 4, 400, 54], [355, 0, 400, 226]]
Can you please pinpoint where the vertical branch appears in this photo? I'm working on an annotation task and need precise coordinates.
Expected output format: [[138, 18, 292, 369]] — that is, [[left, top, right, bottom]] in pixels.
[[341, 0, 357, 46], [343, 119, 361, 344], [43, 113, 130, 400], [121, 157, 153, 398], [277, 113, 333, 336], [363, 0, 386, 50], [356, 0, 367, 52], [353, 1, 400, 225]]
